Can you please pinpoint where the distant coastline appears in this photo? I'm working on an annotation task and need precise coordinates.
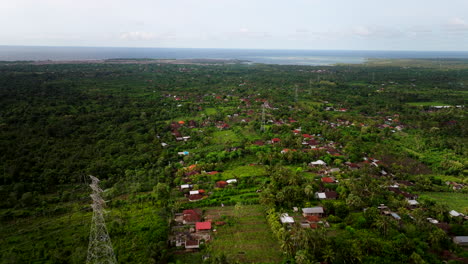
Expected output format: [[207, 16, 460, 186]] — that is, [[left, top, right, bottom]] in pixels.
[[2, 46, 468, 65]]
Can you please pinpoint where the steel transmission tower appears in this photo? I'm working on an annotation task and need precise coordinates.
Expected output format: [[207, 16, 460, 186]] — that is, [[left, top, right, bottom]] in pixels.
[[261, 104, 266, 132], [86, 175, 117, 264]]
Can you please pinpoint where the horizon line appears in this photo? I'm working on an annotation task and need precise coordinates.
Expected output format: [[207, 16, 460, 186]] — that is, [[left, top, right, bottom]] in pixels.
[[1, 44, 468, 53]]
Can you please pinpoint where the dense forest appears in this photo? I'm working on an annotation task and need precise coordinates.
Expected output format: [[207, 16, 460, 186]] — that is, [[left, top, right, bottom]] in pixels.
[[0, 59, 467, 263]]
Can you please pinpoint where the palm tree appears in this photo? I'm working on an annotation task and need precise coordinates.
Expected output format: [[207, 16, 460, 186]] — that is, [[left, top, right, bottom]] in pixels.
[[280, 232, 296, 257], [295, 250, 313, 264], [304, 185, 314, 199], [322, 245, 335, 264], [374, 215, 391, 236], [428, 228, 447, 250]]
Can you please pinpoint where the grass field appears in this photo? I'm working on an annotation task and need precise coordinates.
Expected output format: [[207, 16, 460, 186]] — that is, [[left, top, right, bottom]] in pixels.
[[206, 205, 283, 263], [222, 165, 267, 179], [419, 192, 468, 214], [211, 130, 241, 145], [407, 102, 450, 106], [204, 107, 218, 115]]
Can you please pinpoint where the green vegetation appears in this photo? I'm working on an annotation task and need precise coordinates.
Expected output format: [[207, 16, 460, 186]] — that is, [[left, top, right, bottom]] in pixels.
[[407, 102, 451, 106], [222, 165, 266, 179], [420, 192, 468, 214], [0, 59, 467, 263], [206, 205, 283, 263], [211, 130, 241, 145]]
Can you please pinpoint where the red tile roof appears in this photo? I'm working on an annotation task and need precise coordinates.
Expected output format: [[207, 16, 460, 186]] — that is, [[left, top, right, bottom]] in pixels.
[[272, 138, 281, 142], [196, 222, 212, 231], [189, 194, 204, 201], [306, 215, 321, 222], [321, 177, 335, 183], [216, 181, 228, 188], [183, 209, 201, 223]]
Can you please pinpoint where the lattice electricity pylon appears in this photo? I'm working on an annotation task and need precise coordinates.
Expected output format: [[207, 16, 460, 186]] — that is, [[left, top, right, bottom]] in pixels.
[[86, 175, 117, 264], [261, 104, 266, 132]]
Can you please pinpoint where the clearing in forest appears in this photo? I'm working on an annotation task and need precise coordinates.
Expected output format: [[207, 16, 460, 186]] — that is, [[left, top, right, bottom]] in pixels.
[[206, 205, 283, 263], [420, 192, 468, 214], [211, 130, 241, 144]]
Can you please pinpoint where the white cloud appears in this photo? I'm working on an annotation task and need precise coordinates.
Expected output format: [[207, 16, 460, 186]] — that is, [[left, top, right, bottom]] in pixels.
[[353, 26, 372, 37], [230, 28, 271, 39], [444, 17, 468, 31], [120, 31, 157, 41]]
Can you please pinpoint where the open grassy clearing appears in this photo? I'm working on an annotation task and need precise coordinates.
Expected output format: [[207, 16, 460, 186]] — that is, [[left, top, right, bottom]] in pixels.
[[432, 175, 468, 184], [204, 107, 218, 115], [407, 102, 451, 106], [211, 130, 241, 145], [419, 192, 468, 214], [206, 205, 283, 263], [222, 165, 267, 179]]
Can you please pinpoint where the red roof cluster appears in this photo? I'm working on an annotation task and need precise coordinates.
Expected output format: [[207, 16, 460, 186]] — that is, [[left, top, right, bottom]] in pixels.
[[272, 138, 281, 143]]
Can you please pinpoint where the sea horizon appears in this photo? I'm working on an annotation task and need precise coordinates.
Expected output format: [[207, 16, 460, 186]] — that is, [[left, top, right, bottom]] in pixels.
[[2, 45, 468, 65]]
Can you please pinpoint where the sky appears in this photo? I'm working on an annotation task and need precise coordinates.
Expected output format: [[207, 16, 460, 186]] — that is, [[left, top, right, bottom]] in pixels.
[[1, 0, 468, 51]]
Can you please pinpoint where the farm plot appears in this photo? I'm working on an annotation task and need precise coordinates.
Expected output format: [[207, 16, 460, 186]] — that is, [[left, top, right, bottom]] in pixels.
[[420, 192, 468, 214], [205, 205, 283, 263]]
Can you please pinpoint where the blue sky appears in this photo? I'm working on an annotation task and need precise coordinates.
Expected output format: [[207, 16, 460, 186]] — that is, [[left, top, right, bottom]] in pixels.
[[1, 0, 468, 50]]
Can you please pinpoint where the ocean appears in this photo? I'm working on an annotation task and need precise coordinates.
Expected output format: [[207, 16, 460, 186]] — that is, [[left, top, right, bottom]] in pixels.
[[1, 46, 468, 65]]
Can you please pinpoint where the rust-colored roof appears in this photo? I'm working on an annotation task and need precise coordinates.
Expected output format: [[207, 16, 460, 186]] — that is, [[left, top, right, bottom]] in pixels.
[[189, 194, 204, 201], [321, 177, 335, 183], [183, 209, 201, 223], [306, 215, 321, 222], [216, 181, 228, 188], [196, 222, 212, 231]]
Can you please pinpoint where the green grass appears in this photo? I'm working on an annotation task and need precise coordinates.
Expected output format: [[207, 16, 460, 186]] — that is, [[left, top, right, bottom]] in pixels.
[[205, 107, 218, 115], [222, 165, 267, 179], [211, 130, 241, 145], [419, 192, 468, 214], [407, 102, 450, 106], [206, 205, 283, 263], [432, 175, 467, 184], [0, 198, 168, 264]]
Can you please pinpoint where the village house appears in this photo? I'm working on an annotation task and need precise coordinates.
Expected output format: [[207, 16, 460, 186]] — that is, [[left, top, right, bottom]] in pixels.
[[196, 222, 212, 233], [216, 181, 228, 188], [315, 191, 338, 200], [321, 177, 337, 184], [180, 184, 192, 190], [453, 236, 468, 246], [182, 209, 202, 225], [327, 168, 341, 174], [309, 160, 327, 166], [407, 199, 419, 209], [302, 207, 324, 217], [271, 138, 281, 143], [185, 240, 200, 249], [189, 194, 204, 202], [280, 213, 295, 224]]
